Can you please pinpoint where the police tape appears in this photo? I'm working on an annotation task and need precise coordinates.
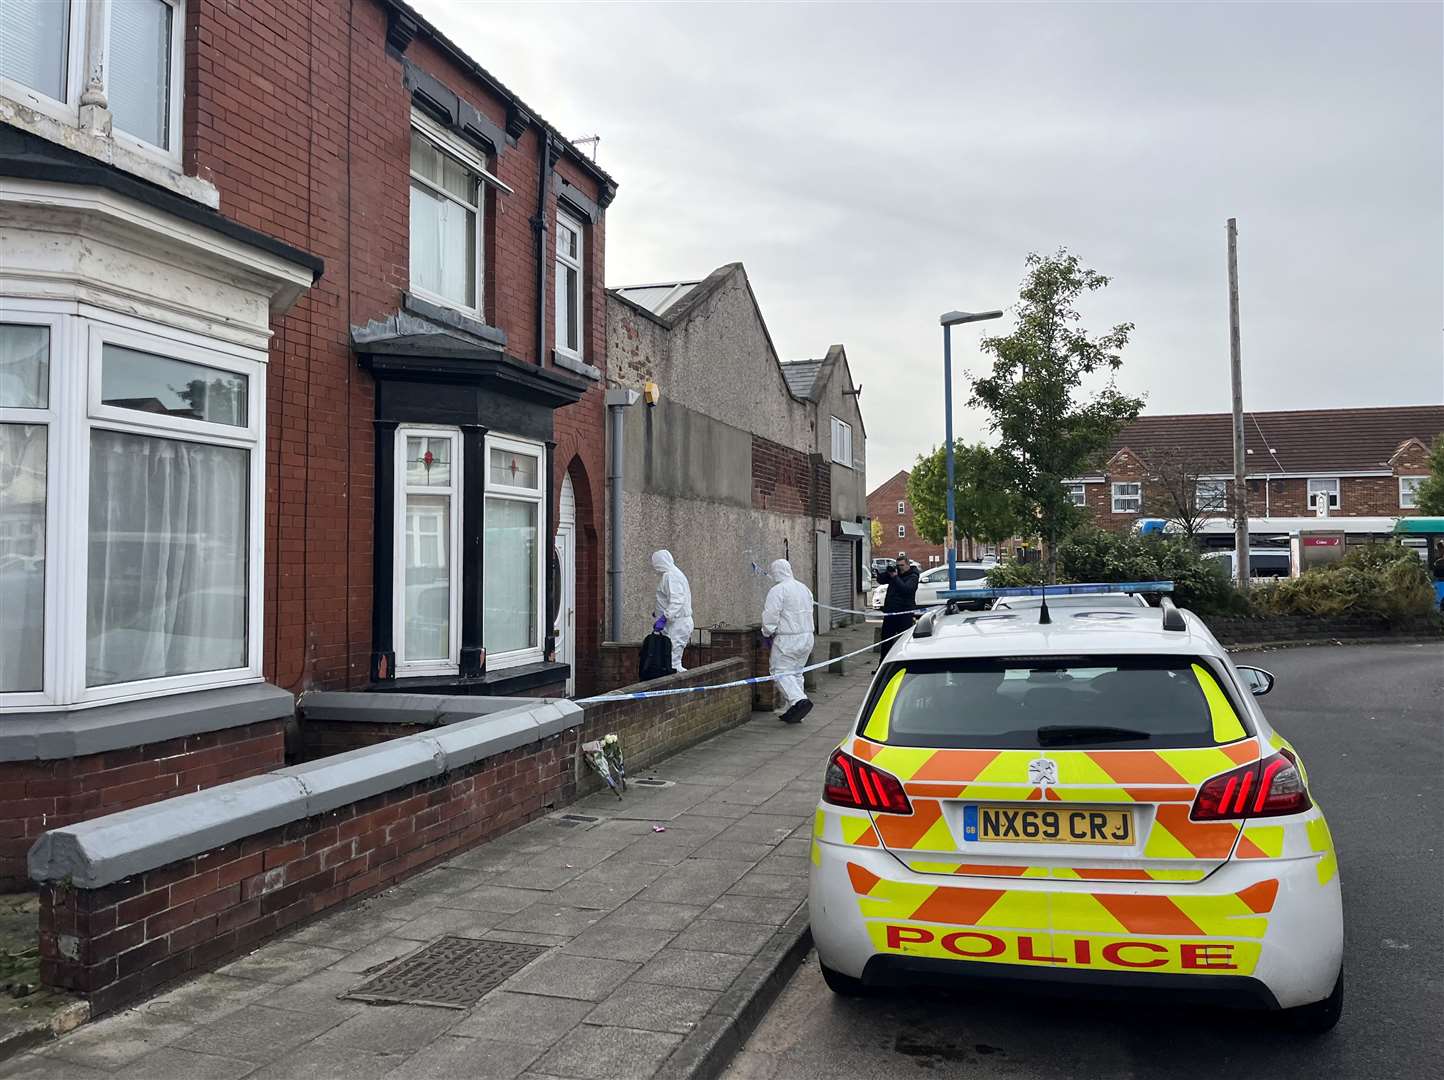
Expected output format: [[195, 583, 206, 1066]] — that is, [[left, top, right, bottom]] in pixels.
[[814, 600, 930, 617], [573, 629, 907, 704]]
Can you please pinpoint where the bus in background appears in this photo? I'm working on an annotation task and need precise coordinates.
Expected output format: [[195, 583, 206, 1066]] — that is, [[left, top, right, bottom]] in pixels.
[[1393, 518, 1444, 609]]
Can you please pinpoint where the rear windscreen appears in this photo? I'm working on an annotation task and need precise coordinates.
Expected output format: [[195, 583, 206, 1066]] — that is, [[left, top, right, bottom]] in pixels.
[[859, 655, 1250, 750]]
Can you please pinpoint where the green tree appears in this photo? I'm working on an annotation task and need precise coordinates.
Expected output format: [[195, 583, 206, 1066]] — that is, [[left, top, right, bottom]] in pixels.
[[907, 442, 1022, 555], [968, 250, 1144, 581], [1413, 435, 1444, 515]]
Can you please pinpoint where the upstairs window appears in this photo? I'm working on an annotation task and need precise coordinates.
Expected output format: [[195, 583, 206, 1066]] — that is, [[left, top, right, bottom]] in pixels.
[[0, 0, 184, 160], [1307, 477, 1340, 511], [1111, 481, 1141, 514], [897, 500, 905, 514], [1066, 482, 1087, 507], [1399, 476, 1422, 510], [897, 524, 906, 538], [830, 416, 853, 468], [554, 210, 583, 359], [409, 115, 484, 314], [1195, 479, 1228, 512]]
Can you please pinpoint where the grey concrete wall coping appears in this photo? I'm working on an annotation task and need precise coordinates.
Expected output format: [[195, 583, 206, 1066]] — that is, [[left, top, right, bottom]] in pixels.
[[0, 683, 296, 763], [297, 691, 536, 726], [28, 700, 584, 889]]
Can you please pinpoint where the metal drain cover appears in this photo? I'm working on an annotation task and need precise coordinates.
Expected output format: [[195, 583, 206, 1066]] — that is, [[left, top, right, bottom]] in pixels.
[[344, 936, 548, 1009]]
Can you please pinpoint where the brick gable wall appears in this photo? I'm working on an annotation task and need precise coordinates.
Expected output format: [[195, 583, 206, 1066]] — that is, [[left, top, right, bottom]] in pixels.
[[864, 472, 944, 565]]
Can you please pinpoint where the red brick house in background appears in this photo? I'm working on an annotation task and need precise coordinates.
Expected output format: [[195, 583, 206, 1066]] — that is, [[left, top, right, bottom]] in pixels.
[[865, 471, 947, 566], [1071, 406, 1444, 535], [0, 0, 612, 884]]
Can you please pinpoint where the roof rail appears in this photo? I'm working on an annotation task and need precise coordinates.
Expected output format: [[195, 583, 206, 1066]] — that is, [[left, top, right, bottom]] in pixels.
[[912, 609, 941, 638], [1159, 596, 1187, 632]]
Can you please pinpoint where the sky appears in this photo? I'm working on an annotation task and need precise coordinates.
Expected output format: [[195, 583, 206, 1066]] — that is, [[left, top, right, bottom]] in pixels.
[[415, 1, 1443, 486]]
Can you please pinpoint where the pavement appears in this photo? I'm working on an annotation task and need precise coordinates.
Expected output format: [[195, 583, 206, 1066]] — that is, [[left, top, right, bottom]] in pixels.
[[0, 621, 880, 1080], [724, 641, 1444, 1080]]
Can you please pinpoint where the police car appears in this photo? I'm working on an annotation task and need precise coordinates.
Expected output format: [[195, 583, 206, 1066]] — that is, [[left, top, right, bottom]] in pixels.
[[808, 584, 1343, 1032]]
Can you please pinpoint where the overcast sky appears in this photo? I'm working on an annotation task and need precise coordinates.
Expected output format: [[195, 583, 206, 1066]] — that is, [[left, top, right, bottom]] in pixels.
[[417, 1, 1443, 486]]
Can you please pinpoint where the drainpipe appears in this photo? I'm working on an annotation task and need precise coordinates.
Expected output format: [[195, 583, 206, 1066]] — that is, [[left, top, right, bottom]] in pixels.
[[533, 133, 554, 365], [605, 388, 642, 639]]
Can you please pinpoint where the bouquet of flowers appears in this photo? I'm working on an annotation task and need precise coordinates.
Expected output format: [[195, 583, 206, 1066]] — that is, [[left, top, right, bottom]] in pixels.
[[581, 733, 626, 798]]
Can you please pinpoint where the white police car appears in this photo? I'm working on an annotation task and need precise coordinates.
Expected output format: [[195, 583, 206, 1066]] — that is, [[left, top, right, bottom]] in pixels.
[[808, 584, 1343, 1031]]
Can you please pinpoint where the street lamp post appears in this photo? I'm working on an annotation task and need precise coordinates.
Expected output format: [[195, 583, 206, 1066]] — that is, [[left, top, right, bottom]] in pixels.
[[940, 309, 1004, 593]]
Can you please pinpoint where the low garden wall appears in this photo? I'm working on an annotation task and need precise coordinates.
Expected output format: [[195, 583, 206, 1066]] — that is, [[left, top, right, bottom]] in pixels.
[[597, 627, 776, 710], [1205, 613, 1444, 647], [26, 659, 754, 1016]]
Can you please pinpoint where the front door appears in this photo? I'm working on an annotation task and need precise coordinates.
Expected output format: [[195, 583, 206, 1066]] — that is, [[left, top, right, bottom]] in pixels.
[[555, 474, 577, 695]]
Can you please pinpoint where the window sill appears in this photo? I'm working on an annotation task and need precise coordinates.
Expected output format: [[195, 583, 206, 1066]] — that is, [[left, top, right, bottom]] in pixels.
[[552, 349, 600, 381], [0, 682, 295, 762], [367, 661, 571, 697]]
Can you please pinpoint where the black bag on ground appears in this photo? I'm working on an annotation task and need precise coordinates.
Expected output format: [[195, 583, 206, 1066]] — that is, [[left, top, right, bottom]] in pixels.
[[638, 632, 674, 682]]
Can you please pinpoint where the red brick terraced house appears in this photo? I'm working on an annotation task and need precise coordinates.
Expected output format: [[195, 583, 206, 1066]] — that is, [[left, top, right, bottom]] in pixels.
[[0, 0, 614, 886], [1070, 405, 1444, 542], [865, 470, 947, 567]]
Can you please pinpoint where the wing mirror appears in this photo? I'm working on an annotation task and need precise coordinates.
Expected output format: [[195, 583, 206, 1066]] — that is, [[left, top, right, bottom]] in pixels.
[[1236, 665, 1275, 697]]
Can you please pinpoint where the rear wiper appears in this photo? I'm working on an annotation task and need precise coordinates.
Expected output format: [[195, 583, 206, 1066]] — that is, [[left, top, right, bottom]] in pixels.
[[1036, 725, 1153, 746]]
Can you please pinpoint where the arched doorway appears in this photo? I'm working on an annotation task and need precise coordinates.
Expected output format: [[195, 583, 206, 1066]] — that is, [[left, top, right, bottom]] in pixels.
[[554, 473, 577, 694]]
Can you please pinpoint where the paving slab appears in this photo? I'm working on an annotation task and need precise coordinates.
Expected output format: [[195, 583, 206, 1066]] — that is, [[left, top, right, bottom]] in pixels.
[[503, 953, 638, 1001], [448, 992, 595, 1046], [561, 922, 679, 963], [113, 1045, 259, 1080], [633, 948, 754, 992], [530, 1023, 682, 1080], [172, 1004, 342, 1063], [584, 982, 720, 1035], [393, 1036, 543, 1080]]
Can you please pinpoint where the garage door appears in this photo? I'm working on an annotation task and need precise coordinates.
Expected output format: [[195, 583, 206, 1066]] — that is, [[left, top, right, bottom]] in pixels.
[[830, 539, 855, 628]]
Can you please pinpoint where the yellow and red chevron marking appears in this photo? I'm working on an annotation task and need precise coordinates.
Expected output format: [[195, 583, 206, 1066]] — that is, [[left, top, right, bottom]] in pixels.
[[847, 861, 1277, 940], [898, 860, 1209, 883]]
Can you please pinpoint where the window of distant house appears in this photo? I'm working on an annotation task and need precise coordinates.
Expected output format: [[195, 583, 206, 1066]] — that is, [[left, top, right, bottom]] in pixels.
[[896, 500, 905, 515], [393, 427, 462, 674], [1066, 482, 1087, 507], [0, 0, 184, 162], [484, 435, 546, 669], [1399, 476, 1423, 510], [1307, 477, 1340, 511], [555, 209, 583, 359], [897, 524, 906, 539], [409, 114, 485, 315], [1111, 481, 1141, 514], [831, 416, 853, 468], [1195, 479, 1228, 512], [1, 306, 264, 710]]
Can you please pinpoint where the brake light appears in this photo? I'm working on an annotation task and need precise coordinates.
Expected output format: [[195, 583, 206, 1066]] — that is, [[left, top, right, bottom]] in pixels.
[[823, 749, 913, 815], [1191, 749, 1311, 820]]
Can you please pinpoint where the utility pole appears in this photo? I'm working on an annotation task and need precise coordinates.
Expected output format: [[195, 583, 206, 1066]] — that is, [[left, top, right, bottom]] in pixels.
[[1227, 218, 1248, 591]]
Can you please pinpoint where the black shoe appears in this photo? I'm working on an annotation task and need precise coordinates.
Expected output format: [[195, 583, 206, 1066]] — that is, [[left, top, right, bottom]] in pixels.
[[792, 699, 813, 722], [778, 703, 801, 724]]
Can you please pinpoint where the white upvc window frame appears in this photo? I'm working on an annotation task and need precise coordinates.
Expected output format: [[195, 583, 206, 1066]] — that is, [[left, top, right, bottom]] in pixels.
[[408, 110, 488, 318], [897, 524, 906, 539], [392, 424, 464, 676], [0, 0, 185, 168], [1195, 478, 1228, 512], [1111, 481, 1142, 514], [897, 500, 905, 514], [554, 208, 584, 361], [1066, 482, 1087, 507], [1307, 477, 1341, 511], [830, 416, 853, 468], [483, 432, 547, 672], [1399, 476, 1423, 510], [0, 299, 267, 711]]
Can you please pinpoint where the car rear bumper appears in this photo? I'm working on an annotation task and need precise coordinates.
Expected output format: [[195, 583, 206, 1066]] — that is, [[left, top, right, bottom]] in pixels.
[[810, 834, 1342, 1010]]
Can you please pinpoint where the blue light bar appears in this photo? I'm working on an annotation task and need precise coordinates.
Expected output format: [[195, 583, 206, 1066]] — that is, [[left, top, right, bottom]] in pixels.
[[940, 580, 1175, 599]]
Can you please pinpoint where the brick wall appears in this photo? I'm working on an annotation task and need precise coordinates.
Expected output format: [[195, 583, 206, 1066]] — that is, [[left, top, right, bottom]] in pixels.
[[38, 736, 574, 1016], [0, 722, 285, 891], [185, 0, 609, 696], [751, 435, 815, 515], [596, 630, 776, 711], [576, 659, 752, 795], [865, 470, 946, 565]]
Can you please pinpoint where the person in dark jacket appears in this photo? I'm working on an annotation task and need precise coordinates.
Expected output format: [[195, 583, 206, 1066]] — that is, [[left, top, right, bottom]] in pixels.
[[876, 552, 920, 658]]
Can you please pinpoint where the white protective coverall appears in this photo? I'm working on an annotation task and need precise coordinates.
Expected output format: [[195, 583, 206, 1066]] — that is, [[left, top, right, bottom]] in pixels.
[[761, 559, 815, 710], [651, 550, 694, 672]]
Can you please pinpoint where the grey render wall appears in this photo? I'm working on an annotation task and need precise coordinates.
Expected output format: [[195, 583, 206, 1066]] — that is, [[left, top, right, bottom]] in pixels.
[[814, 351, 869, 523], [607, 270, 825, 638]]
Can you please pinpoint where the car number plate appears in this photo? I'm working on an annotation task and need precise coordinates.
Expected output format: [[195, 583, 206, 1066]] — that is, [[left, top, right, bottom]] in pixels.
[[963, 805, 1134, 845]]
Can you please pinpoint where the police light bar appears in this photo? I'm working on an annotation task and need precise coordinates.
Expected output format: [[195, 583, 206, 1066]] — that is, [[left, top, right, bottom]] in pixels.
[[940, 580, 1176, 599]]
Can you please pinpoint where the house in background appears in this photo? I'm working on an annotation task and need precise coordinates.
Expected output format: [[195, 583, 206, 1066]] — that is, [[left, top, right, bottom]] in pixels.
[[0, 0, 614, 885], [865, 470, 947, 566], [607, 263, 868, 638], [1073, 405, 1444, 537]]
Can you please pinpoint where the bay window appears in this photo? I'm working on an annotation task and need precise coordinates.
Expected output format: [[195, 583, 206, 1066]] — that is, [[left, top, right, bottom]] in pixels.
[[554, 210, 583, 359], [393, 427, 462, 673], [0, 303, 264, 710], [484, 435, 545, 668], [0, 0, 184, 161]]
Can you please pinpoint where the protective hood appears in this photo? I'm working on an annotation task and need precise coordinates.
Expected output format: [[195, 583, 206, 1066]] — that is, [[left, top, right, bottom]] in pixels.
[[768, 559, 795, 584], [652, 550, 677, 574]]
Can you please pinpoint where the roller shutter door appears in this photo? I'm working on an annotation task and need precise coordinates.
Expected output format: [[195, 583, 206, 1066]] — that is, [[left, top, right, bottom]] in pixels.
[[830, 539, 855, 627]]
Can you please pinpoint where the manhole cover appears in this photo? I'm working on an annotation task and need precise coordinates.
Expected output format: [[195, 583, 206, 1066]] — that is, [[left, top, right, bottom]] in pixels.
[[632, 778, 674, 788], [343, 937, 548, 1009]]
